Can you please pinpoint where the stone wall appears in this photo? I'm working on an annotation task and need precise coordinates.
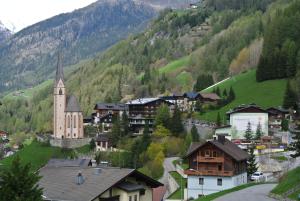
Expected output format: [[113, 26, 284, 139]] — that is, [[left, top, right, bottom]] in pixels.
[[50, 138, 91, 148]]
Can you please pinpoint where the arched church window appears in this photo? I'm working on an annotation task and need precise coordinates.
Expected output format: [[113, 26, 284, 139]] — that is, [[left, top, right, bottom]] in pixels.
[[68, 116, 70, 128], [74, 116, 77, 128], [59, 88, 62, 95], [79, 115, 81, 128]]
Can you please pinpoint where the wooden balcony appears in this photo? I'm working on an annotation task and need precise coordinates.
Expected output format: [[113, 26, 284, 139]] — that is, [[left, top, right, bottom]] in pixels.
[[184, 169, 233, 177], [195, 156, 224, 163]]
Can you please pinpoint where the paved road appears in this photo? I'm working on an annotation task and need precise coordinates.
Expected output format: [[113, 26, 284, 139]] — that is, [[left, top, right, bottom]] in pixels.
[[159, 157, 179, 198], [214, 184, 277, 201]]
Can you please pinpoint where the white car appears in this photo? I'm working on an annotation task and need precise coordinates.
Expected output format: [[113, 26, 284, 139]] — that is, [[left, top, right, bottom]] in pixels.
[[251, 172, 264, 181]]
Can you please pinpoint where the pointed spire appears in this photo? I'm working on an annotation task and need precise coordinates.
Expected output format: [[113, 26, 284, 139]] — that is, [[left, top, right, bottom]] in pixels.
[[55, 52, 64, 84]]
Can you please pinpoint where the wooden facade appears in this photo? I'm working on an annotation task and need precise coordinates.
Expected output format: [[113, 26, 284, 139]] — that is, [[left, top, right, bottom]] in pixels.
[[185, 138, 248, 177]]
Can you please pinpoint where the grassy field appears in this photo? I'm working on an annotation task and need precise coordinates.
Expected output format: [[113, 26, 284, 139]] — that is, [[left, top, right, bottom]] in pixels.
[[168, 171, 187, 200], [0, 141, 92, 171], [271, 167, 300, 196], [159, 56, 190, 74], [198, 70, 287, 122], [4, 79, 52, 100], [271, 155, 288, 162], [195, 183, 260, 201]]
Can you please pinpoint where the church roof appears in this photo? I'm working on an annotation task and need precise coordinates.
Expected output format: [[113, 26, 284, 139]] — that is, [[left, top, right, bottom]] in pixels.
[[66, 95, 82, 112], [55, 53, 64, 84]]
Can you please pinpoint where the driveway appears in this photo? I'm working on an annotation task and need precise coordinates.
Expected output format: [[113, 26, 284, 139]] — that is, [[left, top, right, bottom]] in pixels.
[[159, 157, 179, 198], [214, 184, 277, 201]]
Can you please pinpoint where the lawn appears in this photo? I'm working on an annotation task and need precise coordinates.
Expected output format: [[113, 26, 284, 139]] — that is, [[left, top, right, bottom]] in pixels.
[[195, 183, 260, 201], [168, 171, 187, 200], [271, 167, 300, 196], [271, 155, 288, 162], [198, 70, 287, 122], [0, 141, 90, 171], [176, 71, 193, 88], [159, 56, 190, 74], [289, 189, 300, 200]]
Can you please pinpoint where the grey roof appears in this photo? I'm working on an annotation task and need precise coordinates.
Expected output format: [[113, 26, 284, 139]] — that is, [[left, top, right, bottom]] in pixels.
[[39, 162, 163, 201], [46, 159, 91, 168], [127, 98, 161, 105], [66, 95, 82, 112], [39, 166, 134, 201], [94, 103, 128, 111], [55, 53, 64, 84], [117, 181, 144, 192], [183, 92, 201, 99], [185, 139, 249, 161]]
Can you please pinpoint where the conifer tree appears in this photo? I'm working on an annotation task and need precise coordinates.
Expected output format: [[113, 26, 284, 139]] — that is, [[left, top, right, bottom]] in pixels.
[[283, 81, 297, 109], [215, 87, 221, 96], [228, 86, 236, 102], [255, 122, 263, 140], [290, 133, 300, 158], [89, 138, 96, 150], [244, 122, 253, 140], [121, 111, 129, 136], [0, 156, 43, 201], [111, 115, 121, 146], [223, 89, 228, 97], [141, 121, 151, 151], [191, 125, 199, 142], [170, 104, 184, 136], [155, 104, 171, 128], [216, 112, 221, 127], [247, 145, 258, 176]]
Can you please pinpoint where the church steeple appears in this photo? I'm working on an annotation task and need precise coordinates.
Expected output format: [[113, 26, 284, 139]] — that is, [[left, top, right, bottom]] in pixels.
[[55, 53, 64, 85]]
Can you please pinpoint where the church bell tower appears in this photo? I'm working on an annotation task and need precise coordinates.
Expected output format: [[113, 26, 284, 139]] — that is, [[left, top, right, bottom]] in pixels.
[[53, 54, 66, 139]]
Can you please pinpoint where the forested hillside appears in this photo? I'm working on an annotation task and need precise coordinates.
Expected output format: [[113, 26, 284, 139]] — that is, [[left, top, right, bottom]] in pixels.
[[0, 0, 156, 92], [0, 0, 296, 134]]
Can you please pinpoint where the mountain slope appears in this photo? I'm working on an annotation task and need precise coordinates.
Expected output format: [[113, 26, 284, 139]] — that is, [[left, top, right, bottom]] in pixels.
[[0, 21, 12, 43], [0, 0, 156, 92]]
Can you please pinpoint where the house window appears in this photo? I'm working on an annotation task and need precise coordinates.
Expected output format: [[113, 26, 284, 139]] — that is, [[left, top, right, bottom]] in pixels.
[[218, 165, 222, 171], [213, 151, 217, 157], [199, 178, 204, 185], [139, 189, 145, 196], [129, 196, 132, 201], [201, 151, 205, 157], [205, 150, 210, 157], [134, 195, 137, 201], [217, 178, 222, 186]]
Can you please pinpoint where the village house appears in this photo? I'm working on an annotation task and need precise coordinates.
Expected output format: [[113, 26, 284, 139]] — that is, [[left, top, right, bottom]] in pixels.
[[184, 135, 249, 199], [160, 93, 185, 112], [93, 103, 128, 133], [223, 104, 269, 139], [95, 134, 116, 152], [39, 159, 163, 201], [266, 107, 289, 131], [183, 92, 221, 112], [126, 98, 173, 135]]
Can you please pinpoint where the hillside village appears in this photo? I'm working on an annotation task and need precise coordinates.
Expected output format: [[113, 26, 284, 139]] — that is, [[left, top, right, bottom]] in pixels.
[[0, 0, 300, 201]]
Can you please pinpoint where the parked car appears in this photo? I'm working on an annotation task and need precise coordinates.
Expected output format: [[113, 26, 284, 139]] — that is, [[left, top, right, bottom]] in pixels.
[[251, 171, 264, 181]]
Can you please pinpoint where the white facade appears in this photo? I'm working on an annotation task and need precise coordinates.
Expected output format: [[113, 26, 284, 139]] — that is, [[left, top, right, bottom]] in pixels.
[[186, 173, 247, 199], [54, 79, 66, 139], [229, 112, 268, 139]]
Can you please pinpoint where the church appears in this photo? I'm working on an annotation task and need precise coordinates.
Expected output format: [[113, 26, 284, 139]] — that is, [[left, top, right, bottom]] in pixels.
[[53, 55, 84, 139]]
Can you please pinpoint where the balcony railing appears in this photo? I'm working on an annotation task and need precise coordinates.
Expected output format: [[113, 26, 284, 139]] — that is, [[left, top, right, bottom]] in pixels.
[[195, 156, 224, 163], [184, 169, 233, 177]]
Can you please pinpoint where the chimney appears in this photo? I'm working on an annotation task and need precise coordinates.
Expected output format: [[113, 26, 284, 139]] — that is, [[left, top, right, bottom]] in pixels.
[[76, 172, 84, 185], [217, 135, 226, 144], [91, 159, 97, 167], [94, 168, 102, 175]]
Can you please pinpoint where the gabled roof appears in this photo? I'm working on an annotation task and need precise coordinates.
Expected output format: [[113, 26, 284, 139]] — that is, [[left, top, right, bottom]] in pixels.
[[185, 139, 249, 161], [55, 53, 64, 85], [66, 95, 82, 112], [183, 92, 201, 99], [226, 104, 268, 115], [200, 93, 221, 100], [94, 103, 128, 111], [126, 98, 173, 105], [39, 163, 163, 201], [266, 107, 289, 114]]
